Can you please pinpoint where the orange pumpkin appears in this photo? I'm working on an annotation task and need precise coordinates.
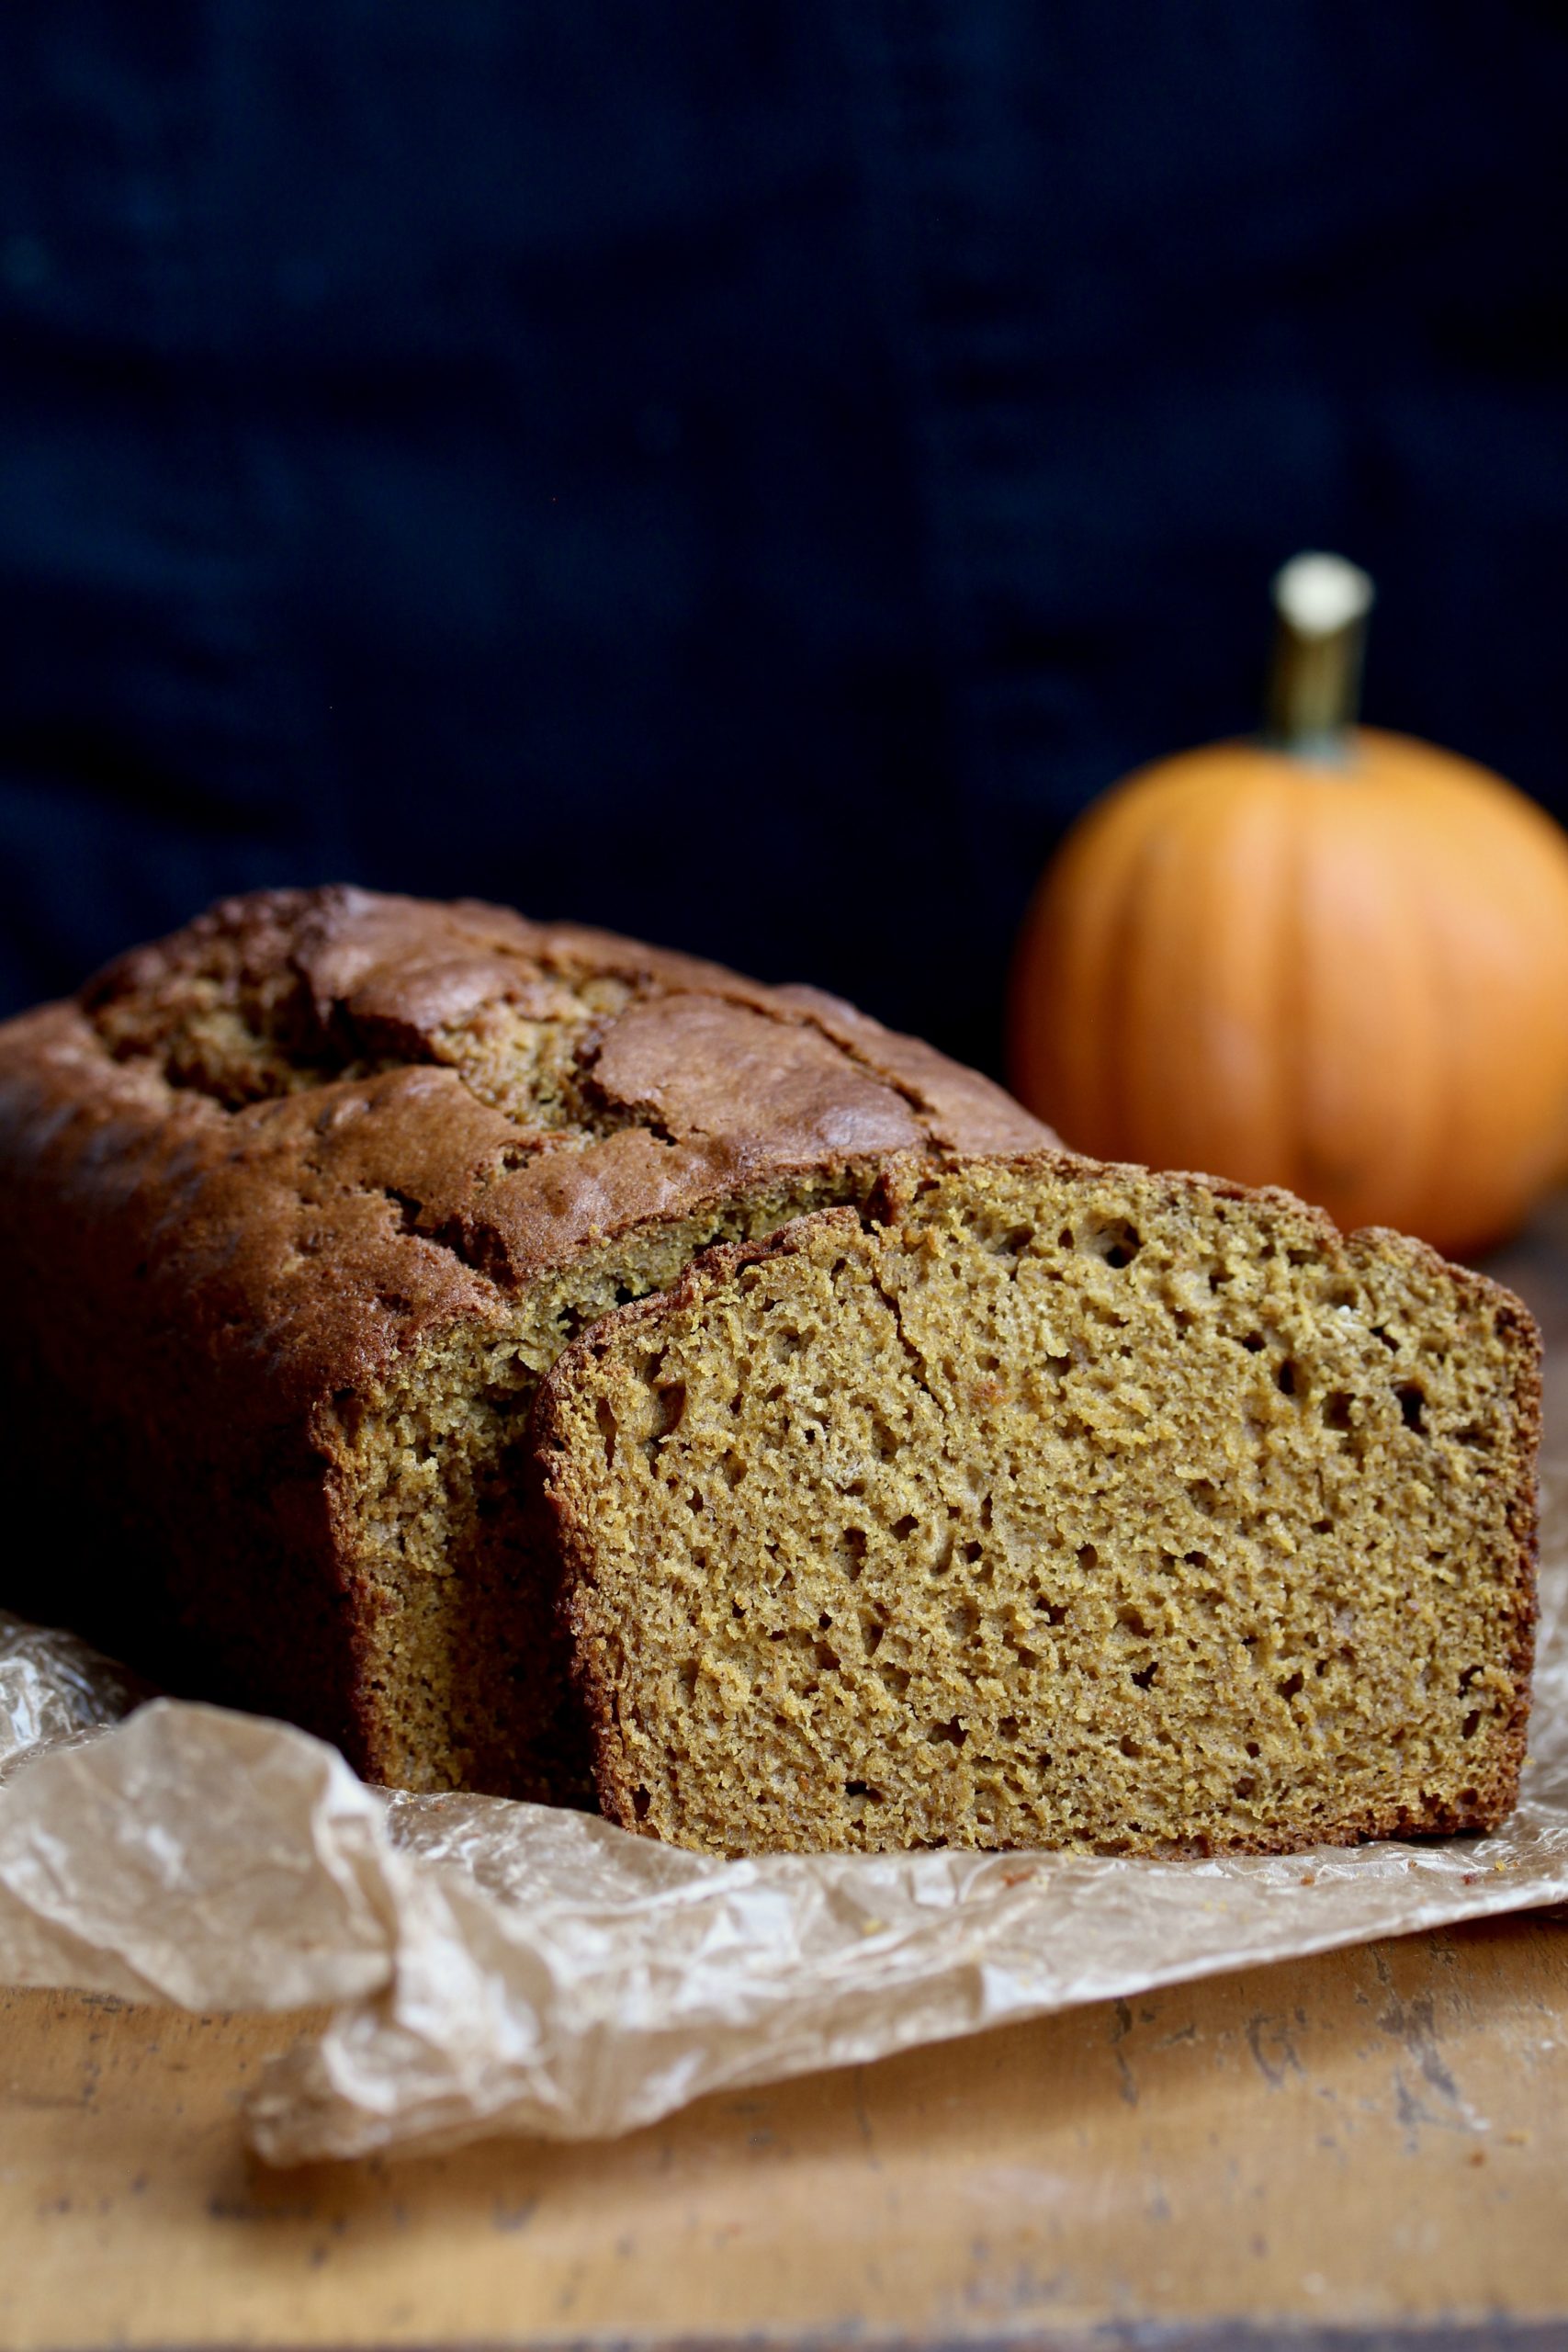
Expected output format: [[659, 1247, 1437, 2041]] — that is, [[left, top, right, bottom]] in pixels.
[[1010, 559, 1568, 1253]]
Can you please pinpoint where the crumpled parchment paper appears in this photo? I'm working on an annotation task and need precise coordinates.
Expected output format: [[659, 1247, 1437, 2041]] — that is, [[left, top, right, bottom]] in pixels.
[[4, 1456, 1566, 2165]]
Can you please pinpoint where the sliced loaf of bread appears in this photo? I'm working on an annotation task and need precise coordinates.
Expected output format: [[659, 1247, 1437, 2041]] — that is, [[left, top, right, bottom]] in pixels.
[[0, 888, 1044, 1798]]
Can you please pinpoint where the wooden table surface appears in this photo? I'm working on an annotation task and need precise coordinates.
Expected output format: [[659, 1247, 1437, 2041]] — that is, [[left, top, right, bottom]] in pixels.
[[7, 1199, 1568, 2352]]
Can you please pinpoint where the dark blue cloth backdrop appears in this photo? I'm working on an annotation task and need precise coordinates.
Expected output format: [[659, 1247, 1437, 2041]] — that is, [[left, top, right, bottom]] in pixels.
[[2, 4, 1565, 1072]]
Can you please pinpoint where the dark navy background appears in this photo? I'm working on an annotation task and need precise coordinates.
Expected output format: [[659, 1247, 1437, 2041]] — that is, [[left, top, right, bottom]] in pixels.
[[2, 4, 1565, 1072]]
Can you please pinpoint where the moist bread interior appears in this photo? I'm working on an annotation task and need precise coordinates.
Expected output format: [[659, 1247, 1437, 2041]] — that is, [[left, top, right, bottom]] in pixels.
[[535, 1158, 1537, 1856], [337, 1170, 869, 1796]]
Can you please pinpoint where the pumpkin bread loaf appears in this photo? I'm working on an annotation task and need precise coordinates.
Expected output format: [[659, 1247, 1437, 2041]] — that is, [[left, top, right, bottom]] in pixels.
[[533, 1156, 1539, 1855], [0, 887, 1044, 1800]]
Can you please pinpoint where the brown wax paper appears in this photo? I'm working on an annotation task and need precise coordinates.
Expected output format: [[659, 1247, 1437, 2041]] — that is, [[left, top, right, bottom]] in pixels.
[[2, 1442, 1566, 2166]]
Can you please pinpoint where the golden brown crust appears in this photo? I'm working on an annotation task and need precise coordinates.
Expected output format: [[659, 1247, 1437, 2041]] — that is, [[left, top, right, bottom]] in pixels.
[[0, 889, 1046, 1771]]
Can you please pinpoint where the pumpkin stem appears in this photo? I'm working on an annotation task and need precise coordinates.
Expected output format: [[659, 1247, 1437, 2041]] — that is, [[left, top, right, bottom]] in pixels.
[[1265, 551, 1374, 763]]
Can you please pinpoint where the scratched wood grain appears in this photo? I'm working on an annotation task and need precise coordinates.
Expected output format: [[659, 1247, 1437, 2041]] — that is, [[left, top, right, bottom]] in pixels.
[[5, 1196, 1568, 2352], [6, 1922, 1568, 2348]]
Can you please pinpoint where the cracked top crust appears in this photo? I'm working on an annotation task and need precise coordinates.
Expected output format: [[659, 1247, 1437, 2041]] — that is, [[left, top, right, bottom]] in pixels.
[[0, 887, 1049, 1419]]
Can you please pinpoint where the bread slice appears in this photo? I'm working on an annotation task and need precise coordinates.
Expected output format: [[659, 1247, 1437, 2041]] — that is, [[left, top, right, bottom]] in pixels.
[[533, 1154, 1539, 1856], [0, 888, 1045, 1799]]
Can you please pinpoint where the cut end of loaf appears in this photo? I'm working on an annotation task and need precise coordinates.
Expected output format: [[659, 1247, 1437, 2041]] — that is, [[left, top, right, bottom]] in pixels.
[[334, 1167, 897, 1797], [535, 1155, 1538, 1858]]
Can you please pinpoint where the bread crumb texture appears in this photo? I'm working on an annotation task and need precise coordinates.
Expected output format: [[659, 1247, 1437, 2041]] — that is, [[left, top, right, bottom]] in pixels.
[[337, 1174, 869, 1798], [537, 1158, 1538, 1856]]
